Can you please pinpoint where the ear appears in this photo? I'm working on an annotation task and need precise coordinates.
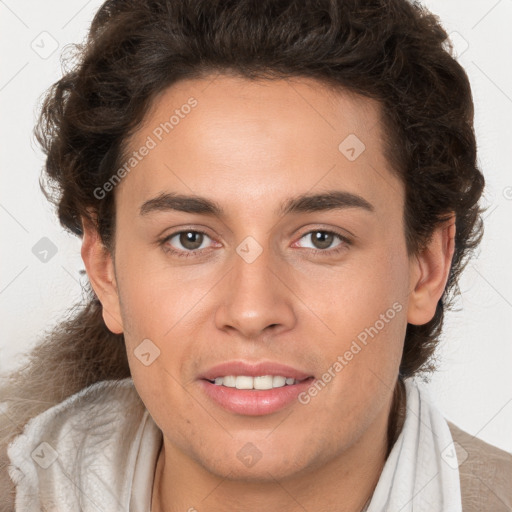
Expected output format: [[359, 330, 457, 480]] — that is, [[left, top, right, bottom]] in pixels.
[[80, 214, 124, 334], [407, 215, 456, 325]]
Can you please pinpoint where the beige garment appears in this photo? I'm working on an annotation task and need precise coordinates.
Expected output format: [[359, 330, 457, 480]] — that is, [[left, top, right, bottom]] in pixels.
[[448, 421, 512, 512]]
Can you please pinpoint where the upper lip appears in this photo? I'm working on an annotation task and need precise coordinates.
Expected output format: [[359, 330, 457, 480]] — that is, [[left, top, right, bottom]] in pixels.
[[199, 360, 313, 381]]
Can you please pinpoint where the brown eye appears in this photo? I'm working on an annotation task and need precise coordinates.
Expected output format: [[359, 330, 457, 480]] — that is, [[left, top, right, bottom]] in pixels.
[[179, 231, 205, 250], [310, 231, 336, 250]]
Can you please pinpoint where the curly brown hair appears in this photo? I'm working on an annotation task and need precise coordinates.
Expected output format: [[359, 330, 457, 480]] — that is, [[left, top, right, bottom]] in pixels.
[[39, 0, 484, 378], [0, 3, 485, 502]]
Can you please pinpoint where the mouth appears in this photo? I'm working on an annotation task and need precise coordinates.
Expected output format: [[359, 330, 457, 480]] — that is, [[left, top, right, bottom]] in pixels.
[[198, 360, 315, 415], [197, 361, 316, 415], [199, 376, 315, 416]]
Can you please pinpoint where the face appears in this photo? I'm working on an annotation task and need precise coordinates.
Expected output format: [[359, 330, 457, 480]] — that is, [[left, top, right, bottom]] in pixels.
[[93, 75, 417, 481]]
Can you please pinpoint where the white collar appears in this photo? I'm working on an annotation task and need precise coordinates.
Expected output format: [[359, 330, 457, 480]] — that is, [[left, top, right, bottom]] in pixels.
[[367, 378, 462, 511], [7, 377, 162, 512]]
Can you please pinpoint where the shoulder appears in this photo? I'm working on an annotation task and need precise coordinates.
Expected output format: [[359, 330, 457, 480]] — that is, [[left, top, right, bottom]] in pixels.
[[448, 420, 512, 512]]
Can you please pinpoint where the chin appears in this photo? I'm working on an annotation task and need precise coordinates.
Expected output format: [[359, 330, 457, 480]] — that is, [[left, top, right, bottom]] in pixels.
[[191, 436, 326, 483]]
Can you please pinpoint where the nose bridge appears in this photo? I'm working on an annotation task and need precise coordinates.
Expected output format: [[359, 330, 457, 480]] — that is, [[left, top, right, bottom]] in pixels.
[[214, 236, 296, 338]]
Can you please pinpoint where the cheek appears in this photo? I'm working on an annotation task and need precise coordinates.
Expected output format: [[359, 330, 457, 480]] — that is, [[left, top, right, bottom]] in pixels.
[[113, 240, 192, 335], [301, 237, 409, 408], [112, 239, 211, 386], [303, 235, 409, 339]]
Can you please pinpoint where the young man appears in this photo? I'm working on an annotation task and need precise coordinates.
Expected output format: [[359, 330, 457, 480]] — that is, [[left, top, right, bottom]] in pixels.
[[2, 1, 511, 511]]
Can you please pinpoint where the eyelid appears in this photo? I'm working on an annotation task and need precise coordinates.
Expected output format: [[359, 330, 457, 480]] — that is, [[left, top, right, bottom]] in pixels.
[[293, 222, 356, 240]]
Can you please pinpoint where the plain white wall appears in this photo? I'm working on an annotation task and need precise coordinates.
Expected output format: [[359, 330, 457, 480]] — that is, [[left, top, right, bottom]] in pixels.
[[1, 1, 511, 453]]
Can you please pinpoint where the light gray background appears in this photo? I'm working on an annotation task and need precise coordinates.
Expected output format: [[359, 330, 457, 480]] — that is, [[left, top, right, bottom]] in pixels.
[[1, 1, 511, 452]]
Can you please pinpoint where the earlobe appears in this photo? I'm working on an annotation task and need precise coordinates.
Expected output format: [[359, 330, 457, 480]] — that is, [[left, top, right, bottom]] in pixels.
[[407, 216, 456, 326], [80, 215, 124, 334]]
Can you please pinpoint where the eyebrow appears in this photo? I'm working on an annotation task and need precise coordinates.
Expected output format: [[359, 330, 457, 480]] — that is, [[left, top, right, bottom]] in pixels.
[[139, 190, 375, 218]]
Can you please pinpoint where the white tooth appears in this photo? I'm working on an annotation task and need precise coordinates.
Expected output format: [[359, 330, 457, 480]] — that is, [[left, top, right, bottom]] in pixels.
[[216, 375, 295, 389], [254, 375, 274, 390], [235, 376, 254, 389], [272, 376, 286, 388], [223, 375, 236, 387]]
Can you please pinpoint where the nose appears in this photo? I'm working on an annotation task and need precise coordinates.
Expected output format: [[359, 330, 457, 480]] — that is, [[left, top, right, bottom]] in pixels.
[[214, 241, 296, 341]]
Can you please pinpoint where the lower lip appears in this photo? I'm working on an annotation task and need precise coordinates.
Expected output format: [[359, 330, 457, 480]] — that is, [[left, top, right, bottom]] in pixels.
[[199, 377, 315, 416]]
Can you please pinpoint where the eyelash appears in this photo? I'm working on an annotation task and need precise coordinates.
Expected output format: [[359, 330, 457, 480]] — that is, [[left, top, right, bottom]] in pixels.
[[159, 229, 351, 259]]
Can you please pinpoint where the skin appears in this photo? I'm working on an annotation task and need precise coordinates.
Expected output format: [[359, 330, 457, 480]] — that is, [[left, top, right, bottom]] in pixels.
[[81, 75, 455, 512]]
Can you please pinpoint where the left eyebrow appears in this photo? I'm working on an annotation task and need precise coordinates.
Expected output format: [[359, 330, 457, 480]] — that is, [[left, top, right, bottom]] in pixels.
[[139, 190, 375, 218], [277, 190, 375, 216]]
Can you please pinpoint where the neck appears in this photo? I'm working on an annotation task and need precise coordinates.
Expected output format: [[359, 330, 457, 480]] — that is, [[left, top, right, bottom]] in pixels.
[[151, 379, 406, 512]]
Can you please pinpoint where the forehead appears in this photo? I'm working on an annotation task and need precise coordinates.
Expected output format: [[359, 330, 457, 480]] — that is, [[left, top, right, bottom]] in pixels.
[[115, 74, 402, 220]]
